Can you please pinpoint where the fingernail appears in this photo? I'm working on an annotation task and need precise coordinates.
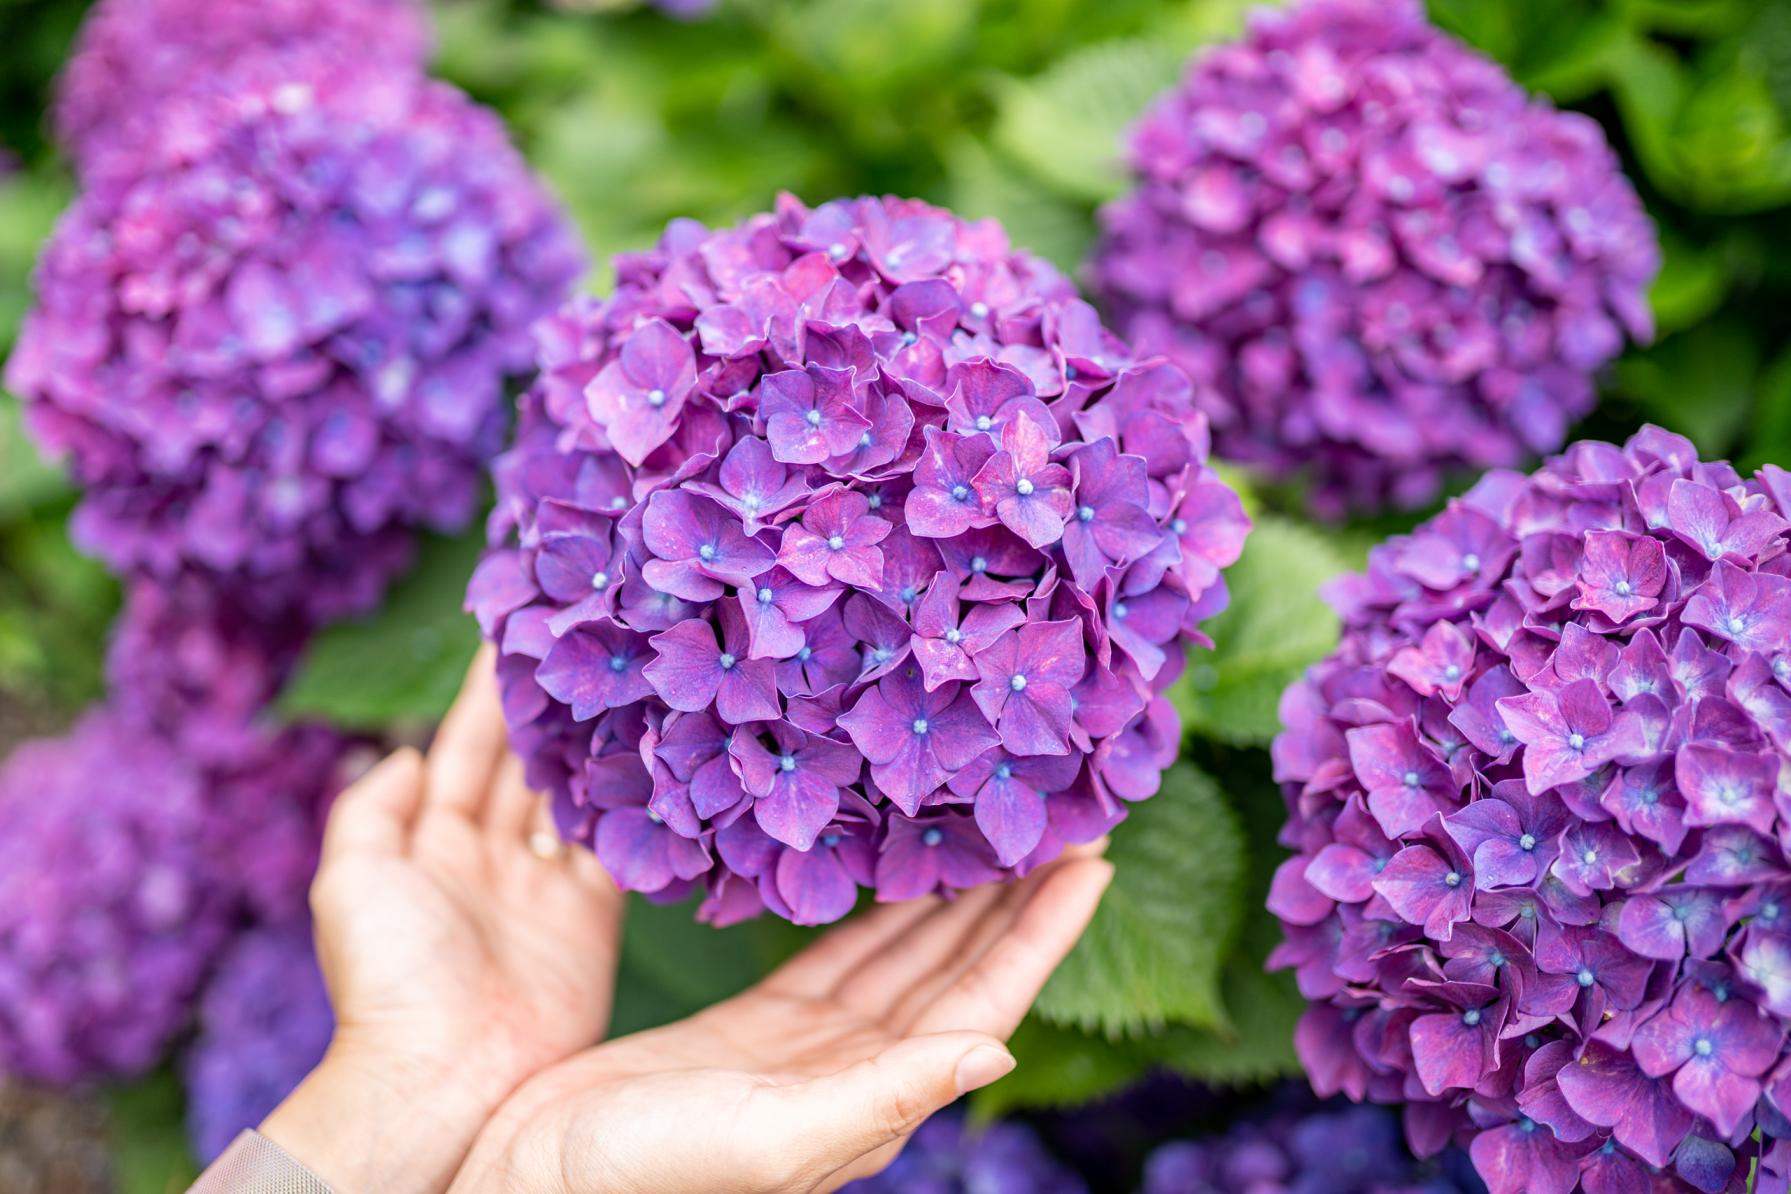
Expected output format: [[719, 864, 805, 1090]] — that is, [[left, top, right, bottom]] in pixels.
[[954, 1046, 1016, 1095]]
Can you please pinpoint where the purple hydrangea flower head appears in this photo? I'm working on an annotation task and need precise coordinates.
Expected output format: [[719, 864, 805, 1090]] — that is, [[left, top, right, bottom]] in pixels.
[[1271, 426, 1791, 1193], [1141, 1098, 1483, 1194], [841, 1110, 1088, 1194], [470, 193, 1250, 924], [9, 57, 583, 628], [53, 0, 432, 180], [1088, 0, 1657, 518], [183, 920, 333, 1164], [0, 708, 233, 1085]]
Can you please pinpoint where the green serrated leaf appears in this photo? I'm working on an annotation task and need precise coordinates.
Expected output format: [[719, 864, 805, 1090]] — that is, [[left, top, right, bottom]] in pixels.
[[276, 527, 486, 729], [989, 37, 1185, 205], [1157, 925, 1303, 1087], [1170, 517, 1347, 747], [105, 1069, 197, 1194], [969, 1015, 1157, 1120], [1034, 762, 1245, 1036]]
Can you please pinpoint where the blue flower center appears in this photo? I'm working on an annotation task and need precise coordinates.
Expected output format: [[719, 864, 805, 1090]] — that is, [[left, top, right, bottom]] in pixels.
[[900, 586, 918, 603], [1489, 951, 1506, 967], [1729, 615, 1747, 635], [911, 718, 929, 735], [1582, 848, 1598, 865], [1443, 871, 1462, 888], [828, 534, 845, 550], [1462, 1008, 1481, 1026], [1461, 553, 1480, 572], [858, 431, 873, 448], [901, 331, 918, 346], [866, 492, 882, 509], [797, 646, 813, 661], [1615, 580, 1633, 596], [996, 762, 1014, 779], [718, 653, 736, 670], [779, 754, 797, 772], [975, 415, 993, 432], [970, 301, 990, 319], [945, 628, 963, 644], [1113, 601, 1128, 618], [922, 827, 945, 846], [1016, 478, 1035, 497], [1694, 1037, 1714, 1058], [1403, 770, 1420, 787], [647, 388, 667, 408], [609, 655, 628, 672], [757, 587, 774, 604], [1577, 969, 1595, 988], [1077, 505, 1095, 523], [805, 409, 822, 427], [1567, 732, 1585, 750], [951, 484, 971, 502], [971, 556, 988, 573], [1518, 833, 1536, 851], [1766, 902, 1781, 921], [1009, 674, 1028, 692], [1171, 517, 1187, 534], [822, 832, 843, 847], [591, 571, 610, 590], [1064, 365, 1079, 380], [698, 543, 717, 561], [1443, 664, 1461, 680]]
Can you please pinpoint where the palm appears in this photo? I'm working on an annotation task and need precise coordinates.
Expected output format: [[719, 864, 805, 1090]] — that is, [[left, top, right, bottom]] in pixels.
[[450, 855, 1113, 1194], [311, 654, 623, 1100]]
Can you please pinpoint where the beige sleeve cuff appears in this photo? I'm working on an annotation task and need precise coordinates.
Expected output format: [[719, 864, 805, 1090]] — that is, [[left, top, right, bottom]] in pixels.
[[187, 1131, 337, 1194]]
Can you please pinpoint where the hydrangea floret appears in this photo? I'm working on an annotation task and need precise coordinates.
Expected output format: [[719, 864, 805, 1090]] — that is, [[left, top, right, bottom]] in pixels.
[[1088, 0, 1657, 518], [183, 921, 333, 1164], [1271, 426, 1791, 1194], [841, 1110, 1088, 1194], [53, 0, 431, 180], [469, 193, 1249, 924], [8, 58, 583, 627]]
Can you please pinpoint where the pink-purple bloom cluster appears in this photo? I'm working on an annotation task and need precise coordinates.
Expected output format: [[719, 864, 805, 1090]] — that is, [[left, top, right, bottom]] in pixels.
[[0, 705, 343, 1087], [470, 193, 1249, 924], [1141, 1100, 1482, 1194], [53, 0, 432, 182], [183, 921, 333, 1164], [1088, 0, 1656, 518], [1270, 426, 1791, 1193], [842, 1111, 1088, 1194], [9, 56, 582, 629], [0, 709, 231, 1085]]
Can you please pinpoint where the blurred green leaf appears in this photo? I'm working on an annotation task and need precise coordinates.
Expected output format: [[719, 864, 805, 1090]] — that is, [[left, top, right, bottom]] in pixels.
[[277, 527, 485, 730], [944, 137, 1095, 273], [1745, 343, 1791, 471], [0, 168, 70, 349], [1035, 762, 1245, 1036], [0, 498, 116, 740], [990, 37, 1184, 205], [1156, 919, 1303, 1087], [1613, 318, 1759, 455], [971, 1016, 1157, 1119], [1169, 517, 1347, 747], [105, 1069, 196, 1194], [1647, 228, 1732, 335], [0, 390, 65, 521]]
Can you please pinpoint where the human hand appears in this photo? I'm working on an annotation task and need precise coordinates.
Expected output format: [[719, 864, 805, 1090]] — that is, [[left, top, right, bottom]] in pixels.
[[262, 648, 624, 1194], [447, 851, 1113, 1194]]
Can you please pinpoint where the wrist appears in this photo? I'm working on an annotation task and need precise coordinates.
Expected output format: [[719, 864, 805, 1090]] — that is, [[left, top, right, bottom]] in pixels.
[[260, 1036, 503, 1194]]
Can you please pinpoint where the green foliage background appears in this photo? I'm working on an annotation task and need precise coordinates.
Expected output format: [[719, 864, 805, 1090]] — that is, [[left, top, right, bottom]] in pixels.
[[4, 0, 1791, 1186]]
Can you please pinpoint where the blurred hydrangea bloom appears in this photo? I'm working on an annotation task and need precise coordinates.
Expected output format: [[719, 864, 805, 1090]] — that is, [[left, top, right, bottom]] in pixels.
[[183, 921, 333, 1165], [0, 709, 231, 1085], [843, 1111, 1087, 1193], [1270, 426, 1791, 1193], [470, 193, 1249, 924], [1089, 0, 1656, 518], [1142, 1100, 1481, 1194], [53, 0, 431, 179], [8, 59, 583, 628]]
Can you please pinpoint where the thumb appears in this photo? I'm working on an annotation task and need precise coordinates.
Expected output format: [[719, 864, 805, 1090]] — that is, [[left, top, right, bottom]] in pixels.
[[763, 1031, 1016, 1183]]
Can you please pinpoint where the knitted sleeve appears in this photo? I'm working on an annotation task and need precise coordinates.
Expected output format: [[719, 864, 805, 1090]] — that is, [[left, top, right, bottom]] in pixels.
[[186, 1131, 336, 1194]]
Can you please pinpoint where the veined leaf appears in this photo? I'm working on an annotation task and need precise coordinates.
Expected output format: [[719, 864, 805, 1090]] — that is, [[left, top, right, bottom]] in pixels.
[[1170, 516, 1348, 747], [1034, 761, 1245, 1036]]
